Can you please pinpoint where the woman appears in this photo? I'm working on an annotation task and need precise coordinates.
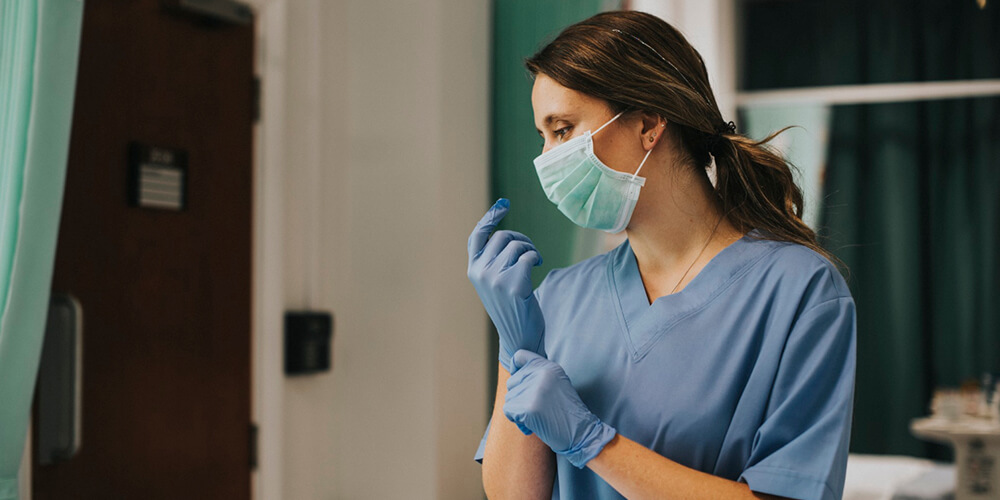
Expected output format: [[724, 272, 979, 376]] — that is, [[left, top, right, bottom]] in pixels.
[[467, 11, 855, 500]]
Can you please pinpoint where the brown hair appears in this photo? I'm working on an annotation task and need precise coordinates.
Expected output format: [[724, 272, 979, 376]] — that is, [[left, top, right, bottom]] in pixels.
[[526, 11, 837, 265]]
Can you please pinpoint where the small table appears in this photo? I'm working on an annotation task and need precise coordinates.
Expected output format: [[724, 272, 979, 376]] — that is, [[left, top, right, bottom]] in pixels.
[[910, 417, 1000, 500]]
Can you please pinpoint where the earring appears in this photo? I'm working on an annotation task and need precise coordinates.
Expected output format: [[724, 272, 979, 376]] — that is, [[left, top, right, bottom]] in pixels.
[[649, 134, 656, 142]]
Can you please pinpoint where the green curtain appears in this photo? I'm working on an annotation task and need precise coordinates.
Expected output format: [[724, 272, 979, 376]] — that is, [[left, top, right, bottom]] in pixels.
[[491, 0, 620, 279], [743, 0, 1000, 457], [0, 1, 84, 497], [488, 0, 619, 394]]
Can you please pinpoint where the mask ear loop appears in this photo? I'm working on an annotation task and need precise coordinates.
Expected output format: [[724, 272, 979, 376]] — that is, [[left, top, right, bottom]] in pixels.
[[594, 111, 649, 179], [632, 148, 653, 180], [593, 111, 625, 136], [631, 120, 664, 179]]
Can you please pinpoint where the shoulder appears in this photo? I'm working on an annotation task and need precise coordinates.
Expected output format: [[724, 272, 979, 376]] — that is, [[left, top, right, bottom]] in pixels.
[[534, 243, 621, 299], [741, 233, 853, 309]]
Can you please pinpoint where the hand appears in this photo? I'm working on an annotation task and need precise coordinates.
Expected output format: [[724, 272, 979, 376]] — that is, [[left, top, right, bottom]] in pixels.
[[467, 198, 546, 373], [504, 349, 617, 469]]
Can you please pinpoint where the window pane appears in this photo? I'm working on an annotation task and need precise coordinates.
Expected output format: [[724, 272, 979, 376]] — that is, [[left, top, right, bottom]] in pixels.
[[740, 0, 1000, 90]]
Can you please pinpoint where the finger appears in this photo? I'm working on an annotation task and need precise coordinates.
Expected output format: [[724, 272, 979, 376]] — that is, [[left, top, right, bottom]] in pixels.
[[507, 363, 528, 388], [506, 358, 536, 389], [502, 381, 535, 434], [510, 249, 542, 278], [502, 400, 535, 436], [496, 240, 536, 268], [481, 230, 534, 263], [468, 198, 510, 258], [513, 349, 544, 371]]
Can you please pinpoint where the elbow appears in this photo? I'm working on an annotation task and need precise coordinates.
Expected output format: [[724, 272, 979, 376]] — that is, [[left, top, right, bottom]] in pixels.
[[482, 461, 551, 500]]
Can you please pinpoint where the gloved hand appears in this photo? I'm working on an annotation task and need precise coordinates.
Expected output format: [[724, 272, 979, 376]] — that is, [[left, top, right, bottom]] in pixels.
[[503, 349, 618, 468], [467, 198, 546, 373]]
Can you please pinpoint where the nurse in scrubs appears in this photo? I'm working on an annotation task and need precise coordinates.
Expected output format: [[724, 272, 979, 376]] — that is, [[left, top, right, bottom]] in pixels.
[[468, 10, 855, 500]]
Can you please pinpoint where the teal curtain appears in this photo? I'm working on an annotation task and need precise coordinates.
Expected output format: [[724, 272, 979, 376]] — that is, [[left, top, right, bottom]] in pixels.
[[743, 0, 1000, 457], [488, 0, 619, 393], [0, 1, 84, 497]]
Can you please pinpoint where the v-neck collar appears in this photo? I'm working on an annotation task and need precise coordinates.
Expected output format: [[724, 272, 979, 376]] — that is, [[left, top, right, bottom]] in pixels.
[[607, 230, 778, 361]]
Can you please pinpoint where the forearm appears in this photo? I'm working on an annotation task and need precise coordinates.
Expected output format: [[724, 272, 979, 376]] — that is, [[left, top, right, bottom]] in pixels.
[[482, 362, 555, 500], [587, 434, 782, 500]]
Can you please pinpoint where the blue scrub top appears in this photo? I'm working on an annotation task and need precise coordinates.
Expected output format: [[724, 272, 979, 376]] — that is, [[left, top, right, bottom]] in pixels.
[[475, 231, 856, 500]]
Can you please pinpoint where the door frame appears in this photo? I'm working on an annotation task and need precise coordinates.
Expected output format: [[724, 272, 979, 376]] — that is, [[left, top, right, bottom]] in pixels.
[[249, 0, 287, 499]]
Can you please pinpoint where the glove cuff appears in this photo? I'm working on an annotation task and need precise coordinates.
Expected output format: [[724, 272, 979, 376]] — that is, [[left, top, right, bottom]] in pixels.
[[562, 418, 617, 469], [498, 344, 547, 374]]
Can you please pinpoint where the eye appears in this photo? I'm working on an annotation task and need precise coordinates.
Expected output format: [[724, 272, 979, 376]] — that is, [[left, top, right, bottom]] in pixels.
[[554, 126, 572, 140]]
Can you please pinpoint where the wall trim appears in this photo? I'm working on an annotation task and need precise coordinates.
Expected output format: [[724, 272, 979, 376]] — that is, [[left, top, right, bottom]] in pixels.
[[250, 0, 287, 498]]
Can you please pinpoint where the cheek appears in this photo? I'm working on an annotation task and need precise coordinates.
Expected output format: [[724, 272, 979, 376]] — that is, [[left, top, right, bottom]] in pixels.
[[594, 134, 641, 174]]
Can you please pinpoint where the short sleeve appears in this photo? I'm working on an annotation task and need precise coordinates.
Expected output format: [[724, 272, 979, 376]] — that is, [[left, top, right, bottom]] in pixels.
[[473, 417, 491, 464], [739, 296, 857, 500]]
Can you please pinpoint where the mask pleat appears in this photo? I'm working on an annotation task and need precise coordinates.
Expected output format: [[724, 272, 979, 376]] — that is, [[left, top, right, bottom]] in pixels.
[[550, 156, 598, 202], [558, 166, 604, 223]]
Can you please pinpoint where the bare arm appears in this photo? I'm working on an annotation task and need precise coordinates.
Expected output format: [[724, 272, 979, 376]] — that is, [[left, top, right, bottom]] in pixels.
[[587, 434, 788, 500], [482, 362, 556, 500]]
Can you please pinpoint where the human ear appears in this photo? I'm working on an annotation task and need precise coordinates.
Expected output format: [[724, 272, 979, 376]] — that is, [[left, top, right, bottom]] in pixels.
[[639, 112, 667, 151]]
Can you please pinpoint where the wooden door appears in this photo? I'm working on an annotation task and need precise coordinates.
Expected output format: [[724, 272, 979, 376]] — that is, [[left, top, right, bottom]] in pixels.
[[33, 0, 254, 498]]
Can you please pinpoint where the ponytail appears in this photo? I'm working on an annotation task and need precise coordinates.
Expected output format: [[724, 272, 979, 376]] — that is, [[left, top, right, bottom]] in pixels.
[[706, 127, 840, 267]]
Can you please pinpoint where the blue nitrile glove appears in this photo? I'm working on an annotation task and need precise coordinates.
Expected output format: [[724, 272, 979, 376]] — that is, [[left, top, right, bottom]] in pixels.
[[503, 349, 618, 468], [467, 198, 546, 373]]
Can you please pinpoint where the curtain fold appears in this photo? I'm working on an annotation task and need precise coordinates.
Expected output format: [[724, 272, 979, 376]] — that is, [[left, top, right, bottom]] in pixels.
[[822, 101, 932, 457], [0, 1, 84, 497], [926, 95, 1000, 386]]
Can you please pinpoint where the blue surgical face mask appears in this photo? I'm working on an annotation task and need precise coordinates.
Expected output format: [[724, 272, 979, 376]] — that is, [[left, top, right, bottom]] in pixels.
[[533, 111, 653, 233]]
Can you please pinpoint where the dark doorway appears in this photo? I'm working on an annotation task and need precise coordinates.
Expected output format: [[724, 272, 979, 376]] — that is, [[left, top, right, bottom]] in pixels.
[[33, 0, 255, 498]]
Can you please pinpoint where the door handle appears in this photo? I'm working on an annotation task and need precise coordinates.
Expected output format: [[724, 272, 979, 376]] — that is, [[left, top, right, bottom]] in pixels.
[[37, 293, 83, 465]]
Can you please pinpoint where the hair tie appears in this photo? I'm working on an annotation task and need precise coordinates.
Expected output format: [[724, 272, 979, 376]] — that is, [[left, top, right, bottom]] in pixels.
[[706, 121, 737, 156], [718, 121, 736, 136]]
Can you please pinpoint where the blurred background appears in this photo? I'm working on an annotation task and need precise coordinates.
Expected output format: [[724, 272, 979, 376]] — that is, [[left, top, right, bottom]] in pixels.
[[0, 0, 997, 499]]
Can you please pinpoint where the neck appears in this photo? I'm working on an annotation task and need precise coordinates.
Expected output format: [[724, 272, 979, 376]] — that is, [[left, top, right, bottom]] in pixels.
[[624, 160, 744, 299]]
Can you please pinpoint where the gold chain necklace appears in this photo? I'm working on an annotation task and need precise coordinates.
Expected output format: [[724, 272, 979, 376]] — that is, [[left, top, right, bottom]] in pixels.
[[669, 214, 725, 295]]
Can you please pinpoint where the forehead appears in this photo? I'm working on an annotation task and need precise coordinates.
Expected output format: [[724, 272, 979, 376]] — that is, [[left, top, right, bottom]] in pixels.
[[531, 73, 608, 127]]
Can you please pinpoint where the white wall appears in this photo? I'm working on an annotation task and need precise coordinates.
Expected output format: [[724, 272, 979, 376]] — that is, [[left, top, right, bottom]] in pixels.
[[275, 1, 491, 499]]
